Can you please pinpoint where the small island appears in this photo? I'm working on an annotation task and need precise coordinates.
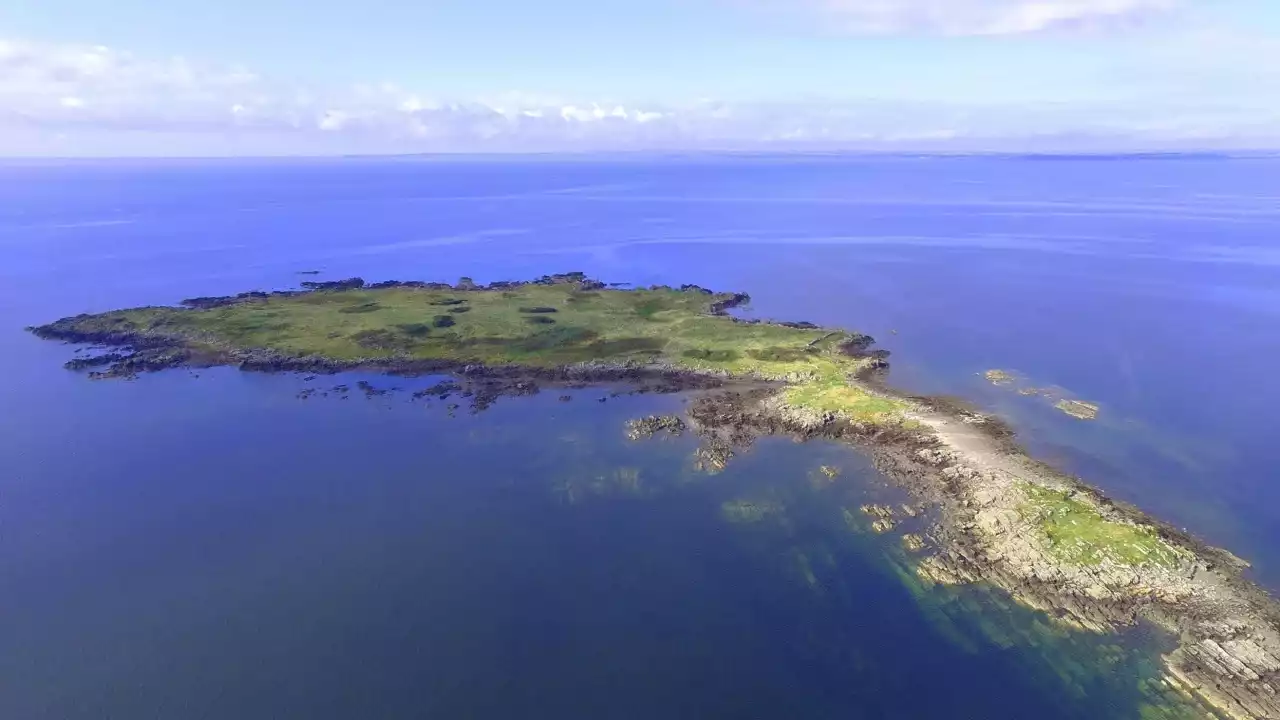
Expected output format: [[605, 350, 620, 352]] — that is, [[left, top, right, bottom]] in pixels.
[[29, 273, 1280, 720]]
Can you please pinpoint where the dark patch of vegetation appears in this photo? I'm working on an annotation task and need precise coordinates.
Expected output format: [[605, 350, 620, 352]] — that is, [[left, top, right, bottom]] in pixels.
[[683, 347, 741, 362], [339, 301, 383, 314], [447, 306, 472, 314], [397, 323, 433, 337], [508, 327, 599, 352], [351, 329, 415, 351], [588, 337, 666, 356], [432, 315, 456, 328], [634, 298, 668, 320], [524, 316, 557, 325], [301, 277, 364, 291], [430, 298, 467, 306], [518, 306, 558, 314], [748, 346, 815, 363], [215, 315, 291, 342]]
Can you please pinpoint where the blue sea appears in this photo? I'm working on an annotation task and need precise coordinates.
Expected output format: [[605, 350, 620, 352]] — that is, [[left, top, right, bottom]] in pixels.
[[2, 154, 1277, 718]]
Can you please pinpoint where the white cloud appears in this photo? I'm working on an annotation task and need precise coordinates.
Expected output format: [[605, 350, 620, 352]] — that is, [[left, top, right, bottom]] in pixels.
[[0, 35, 1276, 156], [758, 0, 1177, 35]]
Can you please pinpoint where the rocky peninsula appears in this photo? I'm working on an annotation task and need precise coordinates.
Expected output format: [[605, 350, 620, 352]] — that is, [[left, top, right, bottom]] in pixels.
[[28, 273, 1280, 719]]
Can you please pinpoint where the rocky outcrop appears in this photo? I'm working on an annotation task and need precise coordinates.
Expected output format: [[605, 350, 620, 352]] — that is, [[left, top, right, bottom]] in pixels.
[[625, 414, 687, 440], [709, 293, 751, 315], [682, 384, 1280, 720], [300, 277, 365, 291], [860, 504, 898, 533]]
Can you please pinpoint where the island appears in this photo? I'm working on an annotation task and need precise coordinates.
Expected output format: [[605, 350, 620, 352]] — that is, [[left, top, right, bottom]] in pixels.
[[28, 273, 1280, 720]]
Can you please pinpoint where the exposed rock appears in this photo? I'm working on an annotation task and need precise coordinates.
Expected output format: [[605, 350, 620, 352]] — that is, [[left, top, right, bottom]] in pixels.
[[861, 504, 896, 520], [301, 277, 365, 291], [871, 518, 897, 533], [367, 280, 428, 290], [64, 352, 128, 370], [412, 381, 461, 400], [709, 293, 751, 315], [625, 415, 687, 440], [1055, 399, 1100, 420], [861, 504, 898, 533]]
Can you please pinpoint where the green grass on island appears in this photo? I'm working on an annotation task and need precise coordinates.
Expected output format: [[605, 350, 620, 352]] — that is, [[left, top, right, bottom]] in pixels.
[[39, 278, 907, 424], [1018, 484, 1189, 569]]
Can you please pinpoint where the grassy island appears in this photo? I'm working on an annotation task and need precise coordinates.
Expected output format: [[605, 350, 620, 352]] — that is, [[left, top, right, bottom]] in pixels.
[[32, 273, 905, 424]]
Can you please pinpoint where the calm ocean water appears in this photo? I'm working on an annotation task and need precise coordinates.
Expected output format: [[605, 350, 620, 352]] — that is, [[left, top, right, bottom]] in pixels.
[[1, 154, 1276, 718]]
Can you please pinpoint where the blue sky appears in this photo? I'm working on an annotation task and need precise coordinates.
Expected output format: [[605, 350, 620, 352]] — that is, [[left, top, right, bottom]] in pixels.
[[1, 0, 1278, 154]]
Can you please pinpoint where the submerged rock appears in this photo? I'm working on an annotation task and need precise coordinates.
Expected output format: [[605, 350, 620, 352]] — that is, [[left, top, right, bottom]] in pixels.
[[721, 499, 782, 524], [694, 441, 734, 474]]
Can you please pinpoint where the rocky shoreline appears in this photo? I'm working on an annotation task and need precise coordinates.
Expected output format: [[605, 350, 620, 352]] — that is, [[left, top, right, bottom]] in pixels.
[[680, 384, 1280, 720], [28, 275, 1280, 719]]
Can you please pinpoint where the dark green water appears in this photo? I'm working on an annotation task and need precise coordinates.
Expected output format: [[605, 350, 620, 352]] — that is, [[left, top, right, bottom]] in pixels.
[[1, 368, 1207, 718]]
